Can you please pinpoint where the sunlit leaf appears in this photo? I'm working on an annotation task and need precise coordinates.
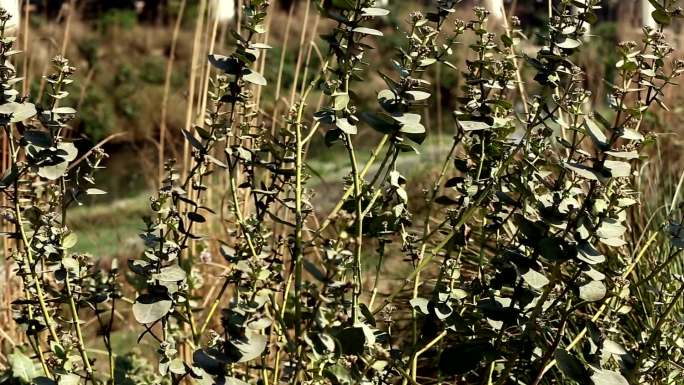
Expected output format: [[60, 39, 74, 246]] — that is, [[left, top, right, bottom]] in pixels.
[[243, 70, 267, 86], [352, 27, 383, 36], [591, 369, 629, 385], [361, 7, 390, 16], [153, 265, 187, 282], [580, 280, 606, 302], [133, 294, 173, 324]]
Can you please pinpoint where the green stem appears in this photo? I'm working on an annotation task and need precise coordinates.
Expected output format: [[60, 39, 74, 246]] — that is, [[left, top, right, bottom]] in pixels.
[[4, 125, 60, 348], [65, 274, 95, 383], [632, 281, 684, 378], [346, 134, 364, 323], [198, 277, 231, 337], [292, 97, 307, 383], [316, 135, 389, 235]]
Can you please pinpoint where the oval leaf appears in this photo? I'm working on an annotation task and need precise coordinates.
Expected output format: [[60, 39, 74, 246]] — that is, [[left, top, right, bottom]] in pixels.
[[579, 280, 606, 302], [132, 294, 173, 324]]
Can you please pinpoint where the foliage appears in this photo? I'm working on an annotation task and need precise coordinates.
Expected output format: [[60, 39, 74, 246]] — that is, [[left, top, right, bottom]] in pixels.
[[97, 9, 139, 33], [2, 1, 684, 385]]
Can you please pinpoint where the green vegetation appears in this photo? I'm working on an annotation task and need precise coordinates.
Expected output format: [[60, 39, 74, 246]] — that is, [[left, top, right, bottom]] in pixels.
[[2, 1, 684, 385]]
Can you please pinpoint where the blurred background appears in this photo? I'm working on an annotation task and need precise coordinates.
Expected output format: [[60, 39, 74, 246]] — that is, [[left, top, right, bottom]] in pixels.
[[1, 0, 682, 259]]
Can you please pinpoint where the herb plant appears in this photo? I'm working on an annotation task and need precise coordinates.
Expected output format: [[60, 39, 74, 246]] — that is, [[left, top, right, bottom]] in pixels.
[[2, 1, 684, 385]]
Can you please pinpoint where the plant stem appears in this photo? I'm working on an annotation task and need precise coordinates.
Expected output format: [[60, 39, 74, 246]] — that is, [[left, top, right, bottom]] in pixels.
[[198, 277, 231, 336], [540, 231, 659, 376], [407, 137, 460, 381], [409, 330, 447, 383], [316, 135, 389, 235], [345, 134, 363, 324], [292, 93, 308, 383], [65, 273, 95, 384], [632, 281, 684, 378], [4, 126, 59, 348]]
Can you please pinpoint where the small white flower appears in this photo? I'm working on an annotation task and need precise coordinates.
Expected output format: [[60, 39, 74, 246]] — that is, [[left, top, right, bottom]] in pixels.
[[200, 249, 213, 264]]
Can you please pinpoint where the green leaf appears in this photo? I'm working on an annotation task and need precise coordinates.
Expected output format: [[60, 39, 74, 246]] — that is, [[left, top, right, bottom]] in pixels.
[[336, 117, 357, 135], [501, 34, 514, 47], [62, 233, 78, 249], [53, 107, 77, 115], [557, 38, 581, 49], [303, 259, 326, 282], [458, 120, 491, 132], [243, 70, 267, 86], [153, 265, 187, 282], [333, 93, 350, 111], [599, 237, 627, 247], [418, 57, 437, 67], [231, 334, 267, 362], [34, 377, 57, 385], [324, 364, 352, 385], [182, 128, 203, 151], [621, 128, 644, 141], [352, 27, 383, 36], [208, 54, 240, 74], [360, 111, 399, 134], [324, 128, 342, 146], [86, 188, 107, 195], [596, 219, 626, 239], [521, 268, 550, 290], [361, 7, 390, 16], [128, 259, 151, 275], [393, 113, 425, 134], [405, 90, 431, 101], [579, 280, 606, 302], [602, 160, 631, 178], [409, 297, 430, 315], [439, 342, 495, 375], [652, 9, 671, 26], [250, 43, 272, 50], [605, 150, 639, 159], [399, 121, 425, 135], [0, 102, 37, 123], [586, 118, 608, 148], [226, 378, 249, 385], [61, 257, 79, 272], [58, 374, 81, 385], [188, 212, 206, 223], [23, 130, 52, 147], [669, 222, 684, 248], [8, 351, 38, 383], [591, 369, 629, 385], [331, 0, 355, 10], [38, 161, 68, 180], [565, 162, 599, 180], [57, 142, 78, 162], [132, 294, 173, 324], [577, 242, 605, 265], [336, 327, 366, 355], [555, 350, 590, 383]]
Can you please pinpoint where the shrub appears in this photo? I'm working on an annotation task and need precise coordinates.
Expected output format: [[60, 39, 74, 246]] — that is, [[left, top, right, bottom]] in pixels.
[[2, 1, 684, 385], [97, 9, 138, 33]]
